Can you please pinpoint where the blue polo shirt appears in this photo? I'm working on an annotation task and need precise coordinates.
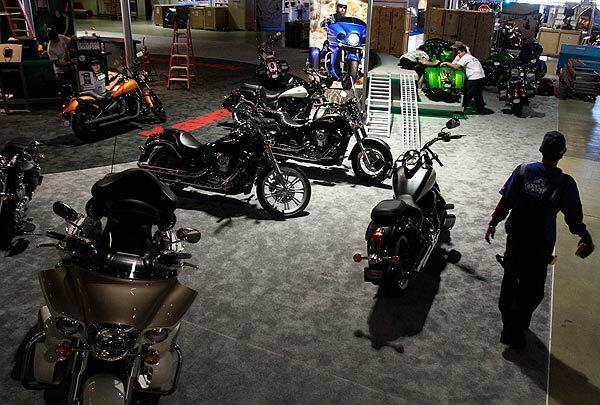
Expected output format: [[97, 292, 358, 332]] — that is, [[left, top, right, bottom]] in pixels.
[[500, 162, 582, 248]]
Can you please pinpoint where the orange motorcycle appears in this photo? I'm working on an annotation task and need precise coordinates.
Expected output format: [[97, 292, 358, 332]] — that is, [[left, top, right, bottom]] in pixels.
[[62, 63, 166, 142]]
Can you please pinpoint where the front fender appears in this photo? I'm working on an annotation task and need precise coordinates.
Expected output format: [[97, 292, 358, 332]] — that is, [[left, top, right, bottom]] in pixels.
[[255, 161, 300, 186], [344, 51, 362, 62], [81, 373, 126, 405]]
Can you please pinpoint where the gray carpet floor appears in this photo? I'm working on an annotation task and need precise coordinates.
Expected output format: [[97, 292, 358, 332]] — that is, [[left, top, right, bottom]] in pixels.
[[0, 91, 557, 404]]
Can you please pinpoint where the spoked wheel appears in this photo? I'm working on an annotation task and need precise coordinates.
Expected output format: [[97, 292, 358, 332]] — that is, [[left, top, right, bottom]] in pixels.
[[256, 164, 311, 218], [71, 109, 101, 142], [351, 144, 392, 184], [150, 92, 167, 123]]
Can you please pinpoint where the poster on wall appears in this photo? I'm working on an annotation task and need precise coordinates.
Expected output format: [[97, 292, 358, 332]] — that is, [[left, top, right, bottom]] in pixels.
[[308, 0, 369, 93]]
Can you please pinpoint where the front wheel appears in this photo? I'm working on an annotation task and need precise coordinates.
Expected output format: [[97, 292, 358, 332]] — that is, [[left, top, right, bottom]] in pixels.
[[511, 102, 523, 116], [256, 164, 311, 218], [150, 92, 167, 123], [71, 108, 101, 142], [351, 143, 393, 185], [343, 59, 359, 90]]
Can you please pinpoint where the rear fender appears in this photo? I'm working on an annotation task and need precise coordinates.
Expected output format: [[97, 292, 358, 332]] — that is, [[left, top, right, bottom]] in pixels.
[[62, 96, 99, 115], [141, 138, 183, 161]]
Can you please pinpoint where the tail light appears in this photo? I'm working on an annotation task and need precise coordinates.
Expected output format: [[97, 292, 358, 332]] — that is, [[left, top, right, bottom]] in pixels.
[[353, 253, 363, 263], [145, 350, 160, 365], [389, 256, 399, 265], [370, 228, 385, 251], [55, 341, 72, 359]]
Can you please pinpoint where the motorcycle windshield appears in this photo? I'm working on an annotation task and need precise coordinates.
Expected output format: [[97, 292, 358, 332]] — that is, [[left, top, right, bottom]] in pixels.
[[39, 265, 197, 330]]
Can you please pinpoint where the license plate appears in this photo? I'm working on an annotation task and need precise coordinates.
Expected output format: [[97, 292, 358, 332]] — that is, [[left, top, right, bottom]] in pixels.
[[513, 99, 521, 103], [63, 119, 71, 127]]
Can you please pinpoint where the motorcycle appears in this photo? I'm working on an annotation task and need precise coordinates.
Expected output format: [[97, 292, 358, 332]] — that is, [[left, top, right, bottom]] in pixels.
[[0, 138, 43, 248], [252, 91, 394, 184], [483, 48, 515, 88], [62, 59, 166, 143], [223, 67, 327, 124], [19, 168, 200, 404], [309, 16, 367, 90], [422, 65, 465, 103], [517, 40, 547, 81], [498, 61, 537, 116], [353, 119, 464, 293], [138, 112, 312, 218], [255, 32, 290, 85]]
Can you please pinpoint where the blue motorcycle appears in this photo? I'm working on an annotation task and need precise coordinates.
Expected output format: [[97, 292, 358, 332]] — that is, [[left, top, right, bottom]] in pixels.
[[309, 16, 367, 90]]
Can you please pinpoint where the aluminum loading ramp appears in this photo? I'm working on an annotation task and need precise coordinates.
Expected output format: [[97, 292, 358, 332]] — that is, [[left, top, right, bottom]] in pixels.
[[365, 72, 392, 138], [397, 74, 422, 150]]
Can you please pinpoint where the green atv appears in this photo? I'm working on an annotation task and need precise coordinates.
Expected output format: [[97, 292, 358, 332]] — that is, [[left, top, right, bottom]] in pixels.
[[420, 39, 454, 63], [422, 65, 465, 103]]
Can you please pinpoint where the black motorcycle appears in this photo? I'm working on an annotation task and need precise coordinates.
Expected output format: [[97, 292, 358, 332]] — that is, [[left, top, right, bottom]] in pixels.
[[138, 114, 311, 218], [251, 92, 393, 185], [353, 119, 464, 293], [256, 32, 289, 85], [224, 68, 327, 123], [498, 61, 537, 116], [0, 138, 43, 248]]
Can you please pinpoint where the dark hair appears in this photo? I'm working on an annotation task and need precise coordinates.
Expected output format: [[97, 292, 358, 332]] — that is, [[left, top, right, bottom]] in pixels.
[[48, 28, 59, 40], [540, 131, 566, 162], [455, 45, 467, 53]]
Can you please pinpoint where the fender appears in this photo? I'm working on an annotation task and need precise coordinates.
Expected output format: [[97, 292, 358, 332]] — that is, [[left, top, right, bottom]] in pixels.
[[142, 137, 183, 161], [81, 373, 126, 404], [349, 137, 393, 164], [344, 52, 361, 62]]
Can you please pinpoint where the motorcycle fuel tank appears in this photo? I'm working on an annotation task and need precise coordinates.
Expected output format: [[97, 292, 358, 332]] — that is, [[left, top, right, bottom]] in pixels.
[[111, 79, 139, 98], [278, 86, 308, 99], [393, 164, 436, 202]]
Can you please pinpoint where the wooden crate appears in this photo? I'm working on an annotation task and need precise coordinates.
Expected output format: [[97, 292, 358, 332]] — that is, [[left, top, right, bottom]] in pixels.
[[370, 6, 410, 56], [190, 7, 205, 29], [204, 7, 228, 30]]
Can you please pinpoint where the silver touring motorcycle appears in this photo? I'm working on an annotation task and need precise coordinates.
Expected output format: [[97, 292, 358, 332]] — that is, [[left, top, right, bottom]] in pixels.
[[18, 168, 200, 404]]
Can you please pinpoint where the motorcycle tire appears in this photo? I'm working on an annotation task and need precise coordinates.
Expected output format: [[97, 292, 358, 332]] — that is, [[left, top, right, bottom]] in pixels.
[[150, 92, 167, 123], [71, 109, 101, 143], [351, 143, 393, 185], [536, 61, 548, 81], [511, 102, 523, 116], [256, 164, 311, 219], [343, 60, 360, 90], [146, 146, 184, 194]]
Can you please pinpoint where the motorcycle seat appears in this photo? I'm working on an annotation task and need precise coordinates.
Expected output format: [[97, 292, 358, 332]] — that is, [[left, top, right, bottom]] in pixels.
[[241, 83, 281, 101], [78, 90, 111, 104], [179, 131, 203, 150], [371, 196, 423, 224]]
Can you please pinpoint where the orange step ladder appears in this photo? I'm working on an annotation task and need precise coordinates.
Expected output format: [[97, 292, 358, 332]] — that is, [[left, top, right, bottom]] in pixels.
[[1, 0, 35, 38], [167, 18, 196, 90]]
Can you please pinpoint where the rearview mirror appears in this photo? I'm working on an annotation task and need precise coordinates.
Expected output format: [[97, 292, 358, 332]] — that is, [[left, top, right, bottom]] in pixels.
[[53, 201, 78, 222], [176, 228, 201, 244], [445, 118, 460, 129]]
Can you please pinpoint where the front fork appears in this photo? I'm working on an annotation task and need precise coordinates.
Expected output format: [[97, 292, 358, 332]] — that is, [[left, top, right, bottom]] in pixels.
[[264, 147, 288, 189], [353, 127, 374, 169], [67, 348, 89, 404]]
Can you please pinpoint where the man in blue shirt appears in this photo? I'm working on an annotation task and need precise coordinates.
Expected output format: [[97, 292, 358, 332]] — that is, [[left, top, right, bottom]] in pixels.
[[485, 131, 594, 350]]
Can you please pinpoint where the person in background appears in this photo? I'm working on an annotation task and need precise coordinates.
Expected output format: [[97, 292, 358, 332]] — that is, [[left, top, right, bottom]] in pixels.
[[321, 0, 348, 27], [485, 131, 594, 350], [440, 44, 489, 114], [398, 46, 439, 79], [47, 28, 74, 99]]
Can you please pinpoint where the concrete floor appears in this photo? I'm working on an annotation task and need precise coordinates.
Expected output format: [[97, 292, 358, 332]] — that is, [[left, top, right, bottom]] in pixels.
[[548, 99, 600, 404]]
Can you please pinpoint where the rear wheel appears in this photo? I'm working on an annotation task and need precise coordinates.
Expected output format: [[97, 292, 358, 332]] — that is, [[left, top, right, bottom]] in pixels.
[[146, 146, 183, 193], [256, 164, 311, 218], [71, 108, 101, 142]]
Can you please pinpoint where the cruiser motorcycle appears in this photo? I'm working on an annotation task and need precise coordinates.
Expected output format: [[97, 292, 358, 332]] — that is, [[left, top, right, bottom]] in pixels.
[[62, 60, 166, 143], [253, 93, 393, 184], [138, 113, 312, 218], [256, 32, 290, 85], [353, 119, 464, 293], [0, 138, 43, 248], [19, 168, 200, 404], [498, 61, 537, 116], [223, 68, 327, 123], [309, 16, 367, 89]]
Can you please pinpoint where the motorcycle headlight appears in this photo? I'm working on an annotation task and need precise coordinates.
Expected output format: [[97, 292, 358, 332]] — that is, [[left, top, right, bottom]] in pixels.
[[56, 317, 82, 335], [92, 324, 138, 361], [144, 328, 170, 343], [347, 33, 360, 47]]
